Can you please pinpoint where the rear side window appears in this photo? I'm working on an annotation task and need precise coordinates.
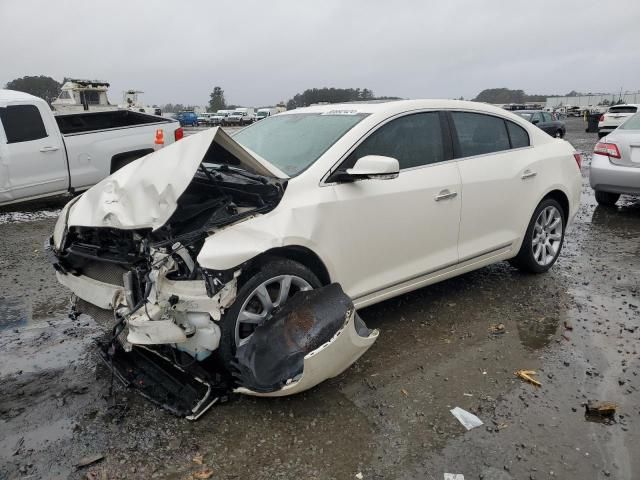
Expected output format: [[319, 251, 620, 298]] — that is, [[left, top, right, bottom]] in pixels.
[[506, 121, 530, 148], [451, 112, 510, 157], [0, 105, 48, 144], [609, 106, 637, 114], [344, 112, 445, 170]]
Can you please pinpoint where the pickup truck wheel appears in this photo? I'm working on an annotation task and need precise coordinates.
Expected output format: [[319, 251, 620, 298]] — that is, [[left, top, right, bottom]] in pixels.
[[218, 259, 321, 369], [595, 190, 620, 207], [509, 198, 565, 274]]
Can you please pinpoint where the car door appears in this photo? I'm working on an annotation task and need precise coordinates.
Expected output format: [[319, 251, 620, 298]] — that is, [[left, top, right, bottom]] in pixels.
[[0, 102, 68, 203], [450, 111, 540, 261], [321, 111, 461, 300], [530, 112, 547, 133], [541, 112, 556, 135]]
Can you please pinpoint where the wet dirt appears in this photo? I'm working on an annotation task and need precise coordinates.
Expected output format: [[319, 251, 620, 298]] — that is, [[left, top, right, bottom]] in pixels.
[[1, 118, 639, 479]]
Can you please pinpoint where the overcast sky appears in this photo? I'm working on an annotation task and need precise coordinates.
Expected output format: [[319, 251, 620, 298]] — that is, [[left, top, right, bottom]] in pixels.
[[2, 0, 639, 107]]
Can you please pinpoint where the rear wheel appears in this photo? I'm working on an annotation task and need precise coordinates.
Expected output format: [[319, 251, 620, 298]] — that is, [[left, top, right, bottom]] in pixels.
[[218, 259, 322, 367], [595, 190, 620, 207], [510, 199, 565, 273], [555, 129, 564, 138]]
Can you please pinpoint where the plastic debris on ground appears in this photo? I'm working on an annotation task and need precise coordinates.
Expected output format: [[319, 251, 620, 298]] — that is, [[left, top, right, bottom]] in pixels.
[[488, 323, 505, 335], [450, 407, 483, 430], [515, 369, 542, 387]]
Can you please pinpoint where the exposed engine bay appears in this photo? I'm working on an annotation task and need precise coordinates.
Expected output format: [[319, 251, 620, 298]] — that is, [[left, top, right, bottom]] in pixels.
[[47, 127, 379, 417], [53, 160, 284, 361]]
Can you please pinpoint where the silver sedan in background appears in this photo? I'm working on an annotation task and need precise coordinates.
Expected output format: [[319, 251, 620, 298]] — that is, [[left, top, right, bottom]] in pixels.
[[591, 113, 640, 206]]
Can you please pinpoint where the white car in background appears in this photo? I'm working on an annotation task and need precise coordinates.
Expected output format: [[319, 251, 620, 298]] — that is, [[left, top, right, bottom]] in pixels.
[[591, 112, 640, 206], [598, 104, 639, 138], [50, 100, 582, 397]]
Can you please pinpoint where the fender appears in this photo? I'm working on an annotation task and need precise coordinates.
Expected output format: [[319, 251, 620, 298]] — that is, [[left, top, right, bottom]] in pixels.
[[196, 208, 336, 278]]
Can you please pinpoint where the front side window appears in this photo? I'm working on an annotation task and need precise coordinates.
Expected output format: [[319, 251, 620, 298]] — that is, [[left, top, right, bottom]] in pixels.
[[0, 104, 48, 144], [233, 112, 368, 176], [542, 112, 553, 122], [341, 112, 445, 170], [451, 112, 510, 157]]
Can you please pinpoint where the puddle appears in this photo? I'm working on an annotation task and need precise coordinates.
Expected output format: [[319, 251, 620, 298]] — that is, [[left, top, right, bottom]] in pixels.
[[0, 297, 30, 331], [0, 209, 61, 225], [516, 316, 561, 350]]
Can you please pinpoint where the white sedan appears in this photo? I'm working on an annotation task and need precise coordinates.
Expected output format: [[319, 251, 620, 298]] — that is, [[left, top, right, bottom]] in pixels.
[[50, 100, 582, 398]]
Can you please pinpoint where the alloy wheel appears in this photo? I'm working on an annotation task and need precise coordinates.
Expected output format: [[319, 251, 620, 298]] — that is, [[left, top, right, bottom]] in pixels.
[[235, 275, 313, 347], [532, 205, 563, 266]]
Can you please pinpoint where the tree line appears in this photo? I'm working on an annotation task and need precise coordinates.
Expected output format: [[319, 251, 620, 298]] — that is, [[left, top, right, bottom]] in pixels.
[[285, 87, 402, 109]]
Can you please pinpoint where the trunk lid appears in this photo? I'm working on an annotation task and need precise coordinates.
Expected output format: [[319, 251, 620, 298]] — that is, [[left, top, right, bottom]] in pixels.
[[67, 127, 288, 230], [606, 130, 640, 168]]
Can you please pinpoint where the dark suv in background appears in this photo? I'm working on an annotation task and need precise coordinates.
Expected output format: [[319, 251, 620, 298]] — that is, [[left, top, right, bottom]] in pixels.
[[514, 110, 566, 138]]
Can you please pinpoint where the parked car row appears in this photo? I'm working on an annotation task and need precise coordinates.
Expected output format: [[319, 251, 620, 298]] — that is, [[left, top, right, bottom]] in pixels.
[[192, 107, 281, 127]]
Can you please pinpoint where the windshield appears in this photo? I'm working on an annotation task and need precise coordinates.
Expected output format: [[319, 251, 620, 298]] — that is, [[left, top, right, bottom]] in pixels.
[[515, 112, 533, 120], [257, 111, 268, 117], [232, 112, 368, 176], [620, 113, 640, 130], [232, 111, 244, 116]]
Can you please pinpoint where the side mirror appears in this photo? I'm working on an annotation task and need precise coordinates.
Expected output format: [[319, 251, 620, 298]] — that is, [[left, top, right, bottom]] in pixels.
[[532, 119, 540, 125], [345, 155, 399, 180]]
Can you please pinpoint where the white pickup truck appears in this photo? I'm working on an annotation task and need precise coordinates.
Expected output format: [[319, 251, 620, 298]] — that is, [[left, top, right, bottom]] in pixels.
[[0, 89, 182, 206]]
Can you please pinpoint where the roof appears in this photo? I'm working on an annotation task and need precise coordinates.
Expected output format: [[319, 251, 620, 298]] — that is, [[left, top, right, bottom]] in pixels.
[[280, 99, 513, 117], [0, 89, 47, 104]]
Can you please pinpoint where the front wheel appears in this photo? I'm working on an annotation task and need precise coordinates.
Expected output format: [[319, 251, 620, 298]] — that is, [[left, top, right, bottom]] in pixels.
[[510, 199, 565, 273], [218, 259, 322, 367], [595, 190, 620, 207]]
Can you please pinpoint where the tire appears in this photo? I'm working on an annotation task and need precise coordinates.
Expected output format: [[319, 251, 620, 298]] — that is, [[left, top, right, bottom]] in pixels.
[[217, 258, 322, 367], [595, 190, 620, 207], [555, 129, 564, 138], [509, 198, 566, 274]]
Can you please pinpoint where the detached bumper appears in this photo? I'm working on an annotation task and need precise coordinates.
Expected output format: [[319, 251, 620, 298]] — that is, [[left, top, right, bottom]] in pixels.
[[233, 283, 379, 397], [590, 153, 640, 195], [236, 309, 378, 397]]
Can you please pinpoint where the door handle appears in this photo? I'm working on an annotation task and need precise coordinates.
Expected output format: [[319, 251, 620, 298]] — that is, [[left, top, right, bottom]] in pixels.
[[521, 169, 537, 179], [40, 146, 60, 152], [434, 189, 457, 201]]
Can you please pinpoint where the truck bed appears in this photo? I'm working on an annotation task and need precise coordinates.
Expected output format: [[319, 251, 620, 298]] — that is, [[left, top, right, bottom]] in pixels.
[[55, 110, 172, 135]]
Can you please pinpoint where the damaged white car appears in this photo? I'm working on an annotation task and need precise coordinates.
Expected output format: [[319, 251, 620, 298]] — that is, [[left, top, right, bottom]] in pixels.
[[49, 100, 581, 414]]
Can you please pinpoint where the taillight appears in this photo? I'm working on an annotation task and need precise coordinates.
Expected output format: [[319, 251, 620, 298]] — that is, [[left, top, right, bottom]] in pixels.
[[573, 153, 582, 168], [599, 114, 604, 122], [174, 127, 184, 141], [594, 142, 621, 158]]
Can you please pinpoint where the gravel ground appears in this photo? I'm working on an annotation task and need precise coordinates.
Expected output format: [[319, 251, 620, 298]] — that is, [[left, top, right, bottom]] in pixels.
[[0, 118, 638, 480]]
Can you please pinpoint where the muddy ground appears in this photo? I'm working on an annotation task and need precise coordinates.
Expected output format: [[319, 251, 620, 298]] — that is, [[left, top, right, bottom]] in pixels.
[[1, 119, 639, 480]]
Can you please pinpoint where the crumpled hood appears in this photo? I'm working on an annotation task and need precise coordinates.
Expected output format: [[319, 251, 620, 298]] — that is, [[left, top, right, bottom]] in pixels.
[[67, 127, 287, 231]]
